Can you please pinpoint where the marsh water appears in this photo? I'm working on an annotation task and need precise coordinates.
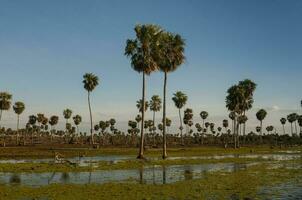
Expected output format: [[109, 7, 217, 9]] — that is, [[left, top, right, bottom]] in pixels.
[[0, 152, 301, 199]]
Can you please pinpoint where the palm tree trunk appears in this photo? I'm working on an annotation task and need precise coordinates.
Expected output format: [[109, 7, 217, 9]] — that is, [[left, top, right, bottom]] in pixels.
[[290, 123, 293, 135], [138, 72, 145, 159], [88, 91, 94, 145], [178, 109, 183, 145], [233, 118, 236, 148], [294, 121, 297, 134], [152, 111, 156, 147], [282, 124, 285, 135], [0, 109, 2, 128], [260, 120, 263, 144], [162, 72, 167, 159], [16, 114, 20, 145]]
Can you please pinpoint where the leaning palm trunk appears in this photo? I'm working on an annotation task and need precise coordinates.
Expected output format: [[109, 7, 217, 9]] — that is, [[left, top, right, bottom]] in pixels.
[[162, 72, 167, 159], [87, 91, 94, 145], [137, 72, 146, 159]]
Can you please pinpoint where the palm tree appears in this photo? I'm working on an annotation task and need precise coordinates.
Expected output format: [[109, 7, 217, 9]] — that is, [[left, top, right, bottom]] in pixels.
[[49, 116, 59, 141], [287, 113, 296, 135], [136, 99, 149, 113], [256, 109, 267, 143], [200, 111, 209, 131], [238, 79, 256, 139], [125, 24, 162, 159], [229, 111, 236, 136], [172, 91, 187, 145], [157, 31, 185, 159], [83, 73, 99, 145], [150, 95, 162, 137], [222, 119, 229, 134], [13, 102, 25, 144], [280, 118, 287, 135], [298, 115, 302, 136], [73, 115, 82, 135], [63, 109, 72, 131], [28, 115, 37, 145], [0, 92, 12, 128], [135, 114, 142, 130], [225, 85, 245, 148]]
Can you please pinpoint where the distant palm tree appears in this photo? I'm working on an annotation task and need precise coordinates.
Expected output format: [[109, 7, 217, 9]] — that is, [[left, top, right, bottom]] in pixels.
[[172, 91, 187, 145], [125, 24, 162, 159], [135, 114, 142, 131], [157, 32, 185, 159], [13, 101, 25, 144], [287, 113, 296, 135], [28, 115, 37, 145], [83, 73, 99, 145], [63, 109, 72, 129], [0, 92, 12, 128], [280, 118, 287, 135], [136, 99, 149, 113], [222, 119, 229, 134], [73, 115, 82, 135], [256, 109, 267, 143], [200, 111, 209, 131], [150, 95, 162, 137], [49, 116, 59, 141]]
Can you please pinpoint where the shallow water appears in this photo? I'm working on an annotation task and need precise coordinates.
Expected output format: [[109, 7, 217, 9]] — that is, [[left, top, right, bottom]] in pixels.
[[0, 152, 300, 167], [0, 162, 252, 186]]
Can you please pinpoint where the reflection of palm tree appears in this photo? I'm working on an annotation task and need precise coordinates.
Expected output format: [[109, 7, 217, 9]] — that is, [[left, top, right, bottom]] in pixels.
[[184, 168, 193, 181], [9, 173, 21, 185], [48, 172, 56, 184], [162, 166, 166, 184], [60, 172, 70, 183], [139, 167, 144, 184]]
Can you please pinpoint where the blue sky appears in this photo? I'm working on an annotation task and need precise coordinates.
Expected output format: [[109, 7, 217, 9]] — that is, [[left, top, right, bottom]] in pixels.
[[0, 0, 301, 133]]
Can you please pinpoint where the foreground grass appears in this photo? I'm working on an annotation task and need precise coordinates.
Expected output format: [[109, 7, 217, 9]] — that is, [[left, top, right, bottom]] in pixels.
[[0, 145, 300, 159], [0, 162, 301, 200]]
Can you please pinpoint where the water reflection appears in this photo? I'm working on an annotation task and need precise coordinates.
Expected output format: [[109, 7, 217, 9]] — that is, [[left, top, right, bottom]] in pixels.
[[0, 162, 253, 187], [9, 173, 21, 185]]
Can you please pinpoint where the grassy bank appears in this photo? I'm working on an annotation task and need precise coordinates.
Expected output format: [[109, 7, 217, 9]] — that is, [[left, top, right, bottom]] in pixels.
[[0, 162, 301, 200]]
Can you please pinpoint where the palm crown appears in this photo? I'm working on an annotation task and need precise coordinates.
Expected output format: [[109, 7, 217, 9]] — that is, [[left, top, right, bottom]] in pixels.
[[83, 73, 99, 92]]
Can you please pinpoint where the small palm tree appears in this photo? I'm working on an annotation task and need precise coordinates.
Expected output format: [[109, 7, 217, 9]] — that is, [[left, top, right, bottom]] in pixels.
[[125, 24, 162, 159], [49, 115, 59, 141], [222, 119, 229, 134], [83, 73, 99, 145], [136, 99, 149, 113], [200, 111, 209, 131], [150, 95, 161, 140], [280, 118, 287, 135], [256, 109, 267, 143], [13, 102, 25, 144], [172, 91, 187, 145], [0, 92, 12, 128], [287, 113, 296, 135], [73, 115, 82, 135]]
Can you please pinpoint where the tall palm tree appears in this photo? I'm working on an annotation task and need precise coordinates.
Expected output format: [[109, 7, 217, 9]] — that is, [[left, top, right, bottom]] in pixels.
[[0, 92, 12, 128], [256, 109, 267, 143], [125, 24, 162, 159], [83, 73, 99, 145], [280, 118, 287, 135], [157, 32, 185, 159], [298, 115, 302, 136], [172, 91, 188, 145], [200, 111, 208, 131], [13, 102, 25, 144], [238, 79, 256, 138], [28, 115, 37, 145], [229, 111, 236, 136], [63, 109, 72, 131], [225, 85, 245, 148], [150, 95, 162, 137]]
